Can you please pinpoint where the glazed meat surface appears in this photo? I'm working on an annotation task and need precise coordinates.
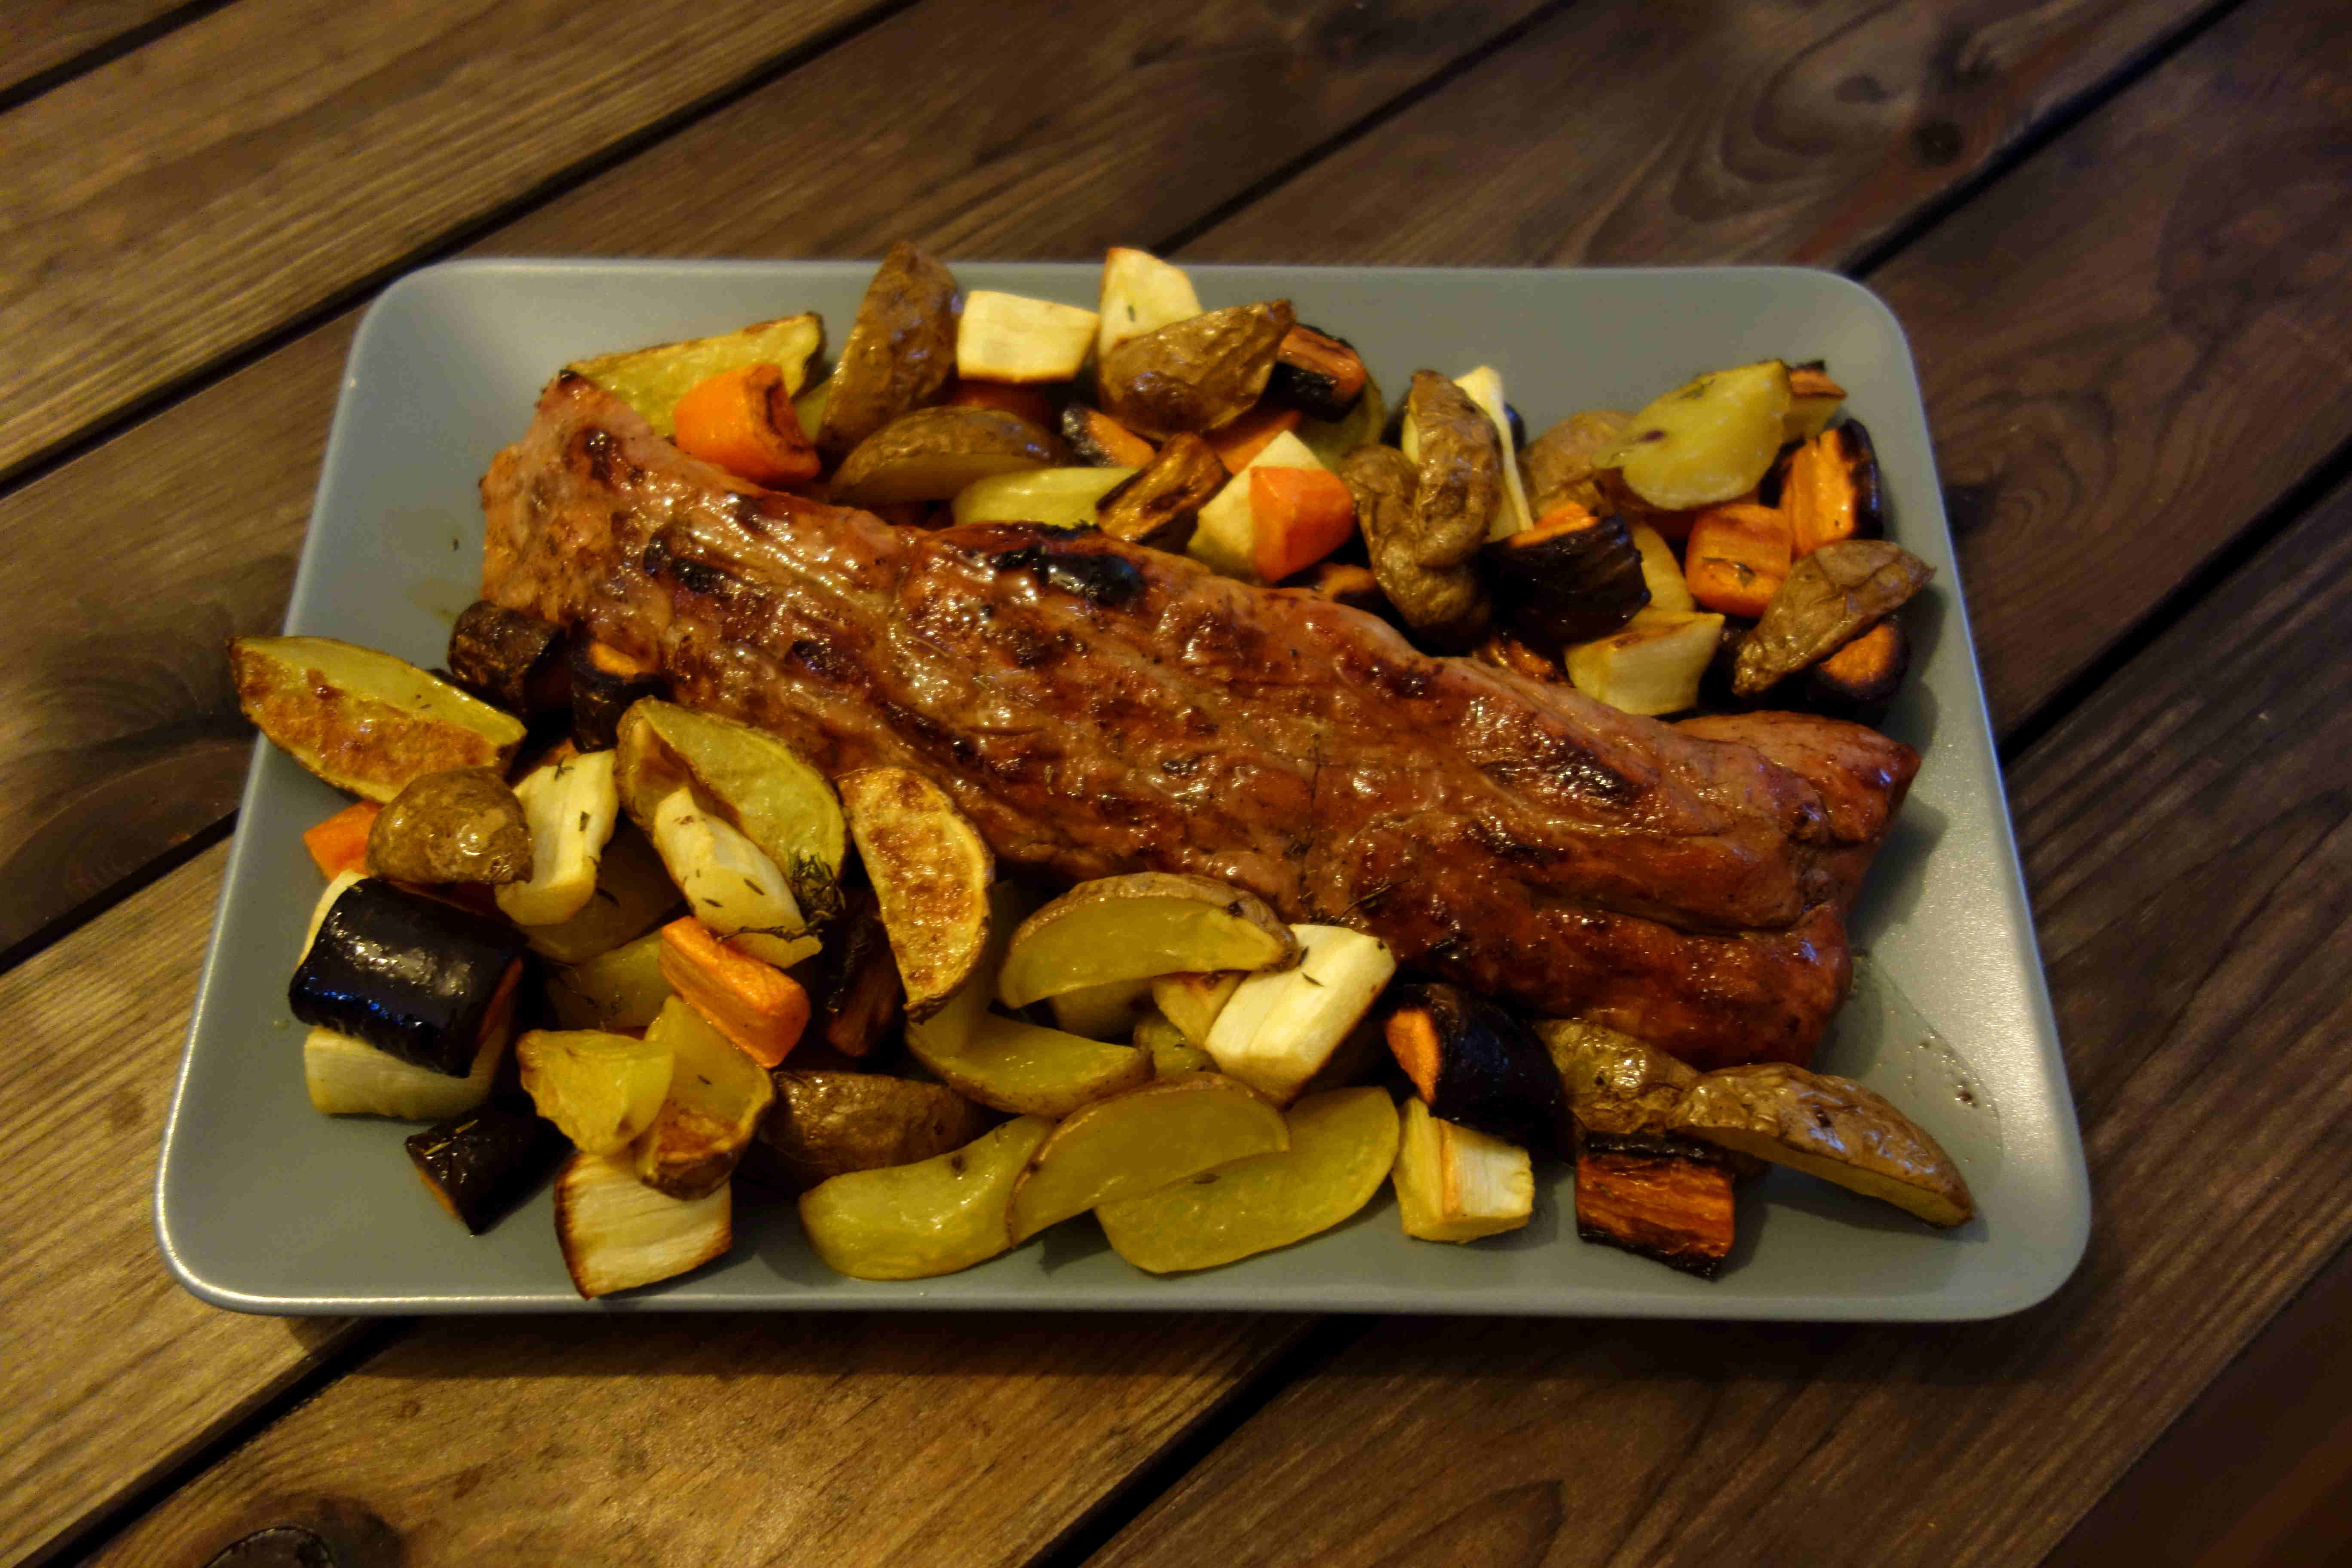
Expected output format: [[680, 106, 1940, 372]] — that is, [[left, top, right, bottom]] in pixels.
[[482, 374, 1917, 1066]]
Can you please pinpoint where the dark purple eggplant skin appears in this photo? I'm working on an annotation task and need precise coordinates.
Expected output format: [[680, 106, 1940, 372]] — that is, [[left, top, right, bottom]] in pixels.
[[406, 1104, 564, 1233], [290, 879, 526, 1075], [1386, 982, 1568, 1158]]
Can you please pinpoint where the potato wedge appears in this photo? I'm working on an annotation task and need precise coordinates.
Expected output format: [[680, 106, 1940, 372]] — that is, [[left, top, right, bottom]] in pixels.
[[1630, 523, 1696, 613], [996, 873, 1297, 1009], [1134, 1010, 1218, 1077], [1099, 300, 1295, 439], [633, 997, 775, 1200], [756, 1070, 994, 1192], [567, 313, 823, 437], [1096, 246, 1202, 362], [831, 405, 1066, 506], [1150, 971, 1242, 1048], [232, 635, 525, 802], [1520, 409, 1631, 516], [556, 1149, 731, 1298], [1048, 978, 1153, 1041], [1095, 431, 1226, 552], [817, 241, 960, 464], [546, 928, 674, 1031], [516, 1028, 675, 1155], [837, 766, 993, 1019], [1097, 1087, 1398, 1273], [615, 698, 847, 925], [957, 290, 1099, 383], [1564, 609, 1724, 716], [1006, 1073, 1289, 1242], [798, 1115, 1054, 1280], [1731, 539, 1933, 697], [1609, 360, 1794, 511], [365, 766, 532, 886], [1679, 1063, 1974, 1227], [950, 466, 1136, 528]]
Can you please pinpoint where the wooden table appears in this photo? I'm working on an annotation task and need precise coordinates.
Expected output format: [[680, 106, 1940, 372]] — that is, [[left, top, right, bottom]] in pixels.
[[4, 0, 2348, 1562]]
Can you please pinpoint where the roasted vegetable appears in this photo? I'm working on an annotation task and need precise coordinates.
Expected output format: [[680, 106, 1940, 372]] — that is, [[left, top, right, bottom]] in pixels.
[[839, 766, 994, 1018], [1564, 609, 1725, 716], [567, 313, 823, 438], [1774, 419, 1884, 556], [950, 466, 1136, 528], [1204, 925, 1395, 1106], [232, 635, 525, 802], [1246, 465, 1358, 583], [555, 1148, 731, 1298], [1268, 325, 1369, 422], [1096, 246, 1202, 361], [568, 640, 662, 753], [754, 1070, 993, 1192], [815, 240, 960, 465], [633, 995, 777, 1199], [516, 1027, 675, 1154], [1186, 430, 1326, 581], [1732, 539, 1933, 697], [671, 361, 821, 487], [406, 1104, 564, 1234], [290, 878, 525, 1077], [1006, 1073, 1289, 1241], [1806, 617, 1910, 714], [1301, 560, 1388, 613], [948, 377, 1057, 427], [514, 821, 679, 965], [1342, 440, 1487, 648], [546, 928, 672, 1031], [1404, 369, 1506, 550], [1451, 366, 1534, 539], [1539, 1017, 1699, 1139], [649, 790, 813, 967], [1098, 1086, 1400, 1273], [798, 1115, 1054, 1280], [956, 290, 1099, 383], [303, 1024, 502, 1119], [1519, 410, 1631, 515], [303, 799, 381, 880], [1573, 1129, 1739, 1278], [995, 873, 1296, 1008], [1486, 504, 1649, 647], [1471, 629, 1566, 684], [1679, 1063, 1974, 1226], [1630, 522, 1696, 612], [1048, 978, 1154, 1041], [1682, 502, 1794, 619], [496, 749, 622, 927], [1204, 403, 1304, 472], [830, 405, 1065, 506], [1062, 404, 1160, 468], [656, 916, 811, 1069], [1392, 1096, 1532, 1243], [1094, 431, 1225, 551], [804, 891, 903, 1058], [1098, 299, 1295, 438], [1783, 361, 1847, 442], [615, 698, 847, 926], [446, 600, 569, 716], [364, 766, 532, 886], [1293, 370, 1386, 469], [1134, 1010, 1218, 1076], [1151, 971, 1242, 1047], [1610, 360, 1794, 510], [1383, 983, 1565, 1156]]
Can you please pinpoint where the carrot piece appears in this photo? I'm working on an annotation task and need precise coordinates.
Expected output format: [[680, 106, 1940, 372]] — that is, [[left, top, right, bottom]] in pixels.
[[303, 799, 381, 879], [671, 363, 821, 487], [949, 378, 1057, 429], [1249, 466, 1359, 583], [1062, 404, 1159, 468], [1683, 502, 1793, 618], [1208, 404, 1305, 472], [656, 917, 811, 1068]]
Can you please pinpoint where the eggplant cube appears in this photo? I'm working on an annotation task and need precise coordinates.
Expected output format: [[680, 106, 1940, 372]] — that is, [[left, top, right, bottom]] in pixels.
[[1203, 925, 1396, 1105]]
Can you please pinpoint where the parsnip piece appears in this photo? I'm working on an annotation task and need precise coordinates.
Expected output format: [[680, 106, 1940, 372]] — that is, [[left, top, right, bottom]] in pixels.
[[1185, 429, 1326, 582], [957, 291, 1101, 383], [1096, 247, 1203, 362], [496, 750, 621, 927], [649, 788, 812, 967], [1453, 366, 1534, 539], [1202, 925, 1396, 1105], [1564, 610, 1724, 717], [1392, 1097, 1533, 1243], [556, 1150, 732, 1298], [303, 1025, 502, 1120]]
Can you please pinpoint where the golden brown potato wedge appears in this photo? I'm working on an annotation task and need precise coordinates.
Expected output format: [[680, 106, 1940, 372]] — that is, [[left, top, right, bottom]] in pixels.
[[756, 1070, 994, 1192], [831, 405, 1066, 505], [1563, 609, 1724, 717], [1536, 1017, 1700, 1139], [798, 1115, 1054, 1280], [1098, 300, 1295, 438], [995, 873, 1297, 1009], [1519, 410, 1632, 516], [632, 997, 775, 1200], [1005, 1072, 1289, 1241], [1608, 360, 1794, 511], [837, 766, 994, 1019], [568, 314, 823, 437], [545, 928, 674, 1031], [816, 242, 961, 464], [232, 635, 525, 802], [1678, 1063, 1974, 1227], [951, 466, 1136, 528], [516, 1028, 675, 1155]]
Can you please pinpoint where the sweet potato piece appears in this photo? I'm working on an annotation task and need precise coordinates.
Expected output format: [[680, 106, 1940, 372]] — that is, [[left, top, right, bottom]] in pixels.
[[1779, 420, 1884, 556], [1683, 503, 1793, 618], [1806, 617, 1910, 711], [949, 378, 1058, 429], [1574, 1129, 1739, 1278]]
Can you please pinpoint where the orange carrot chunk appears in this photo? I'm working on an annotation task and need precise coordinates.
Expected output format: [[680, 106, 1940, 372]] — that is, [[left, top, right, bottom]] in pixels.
[[948, 378, 1058, 429], [1250, 466, 1359, 583], [303, 799, 381, 879], [671, 363, 821, 487], [1683, 502, 1793, 619], [1208, 404, 1305, 472], [656, 917, 812, 1069]]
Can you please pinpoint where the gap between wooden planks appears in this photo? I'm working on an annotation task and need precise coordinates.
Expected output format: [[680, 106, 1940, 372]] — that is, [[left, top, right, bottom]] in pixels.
[[1, 0, 195, 99]]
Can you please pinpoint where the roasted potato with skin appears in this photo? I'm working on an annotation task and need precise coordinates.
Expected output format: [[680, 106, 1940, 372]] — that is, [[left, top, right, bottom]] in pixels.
[[1098, 300, 1295, 439], [1609, 360, 1794, 511], [1341, 441, 1488, 648], [755, 1070, 994, 1192], [1519, 410, 1632, 516], [837, 766, 993, 1018], [995, 872, 1297, 1009], [365, 766, 532, 885], [816, 241, 960, 465], [1732, 539, 1932, 696], [232, 635, 525, 802], [633, 997, 775, 1200], [831, 405, 1066, 506], [446, 600, 569, 716], [568, 313, 824, 438], [798, 1115, 1054, 1280], [1006, 1072, 1289, 1242], [1680, 1063, 1974, 1227], [1095, 432, 1226, 551], [951, 466, 1136, 528]]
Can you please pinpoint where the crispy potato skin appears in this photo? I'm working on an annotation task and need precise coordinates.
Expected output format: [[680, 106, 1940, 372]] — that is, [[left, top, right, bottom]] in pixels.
[[1099, 300, 1295, 438], [1732, 539, 1933, 696], [1519, 410, 1631, 516], [817, 241, 961, 465], [366, 766, 533, 884], [837, 766, 994, 1017], [830, 405, 1065, 506], [756, 1071, 993, 1191], [1096, 432, 1225, 551]]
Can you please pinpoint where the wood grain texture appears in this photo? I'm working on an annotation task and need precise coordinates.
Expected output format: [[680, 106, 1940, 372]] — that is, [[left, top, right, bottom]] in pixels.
[[0, 0, 1551, 956], [0, 841, 361, 1568], [84, 1310, 1305, 1566], [0, 0, 191, 96], [1084, 483, 2352, 1568], [0, 0, 891, 481]]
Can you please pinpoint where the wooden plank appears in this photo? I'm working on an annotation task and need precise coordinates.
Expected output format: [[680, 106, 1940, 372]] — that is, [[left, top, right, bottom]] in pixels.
[[0, 841, 365, 1568], [83, 1309, 1305, 1566], [0, 0, 894, 482], [1191, 0, 2352, 732], [0, 0, 1553, 955], [0, 0, 190, 97], [1083, 481, 2352, 1568]]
